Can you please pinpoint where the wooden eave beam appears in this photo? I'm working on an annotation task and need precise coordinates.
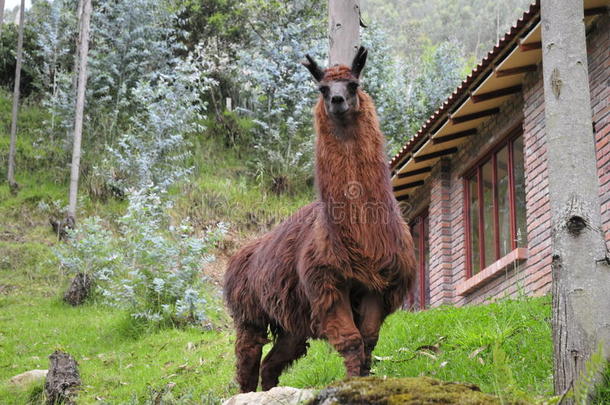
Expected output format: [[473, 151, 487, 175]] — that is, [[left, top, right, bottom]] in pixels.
[[393, 180, 425, 192], [397, 166, 432, 178], [432, 128, 477, 144], [450, 108, 500, 124], [471, 85, 522, 103], [519, 40, 541, 52], [413, 147, 458, 163], [495, 64, 538, 77], [584, 7, 608, 16]]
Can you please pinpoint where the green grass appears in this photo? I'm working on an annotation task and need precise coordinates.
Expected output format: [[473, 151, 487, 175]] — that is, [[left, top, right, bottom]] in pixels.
[[171, 134, 314, 235], [279, 298, 554, 401]]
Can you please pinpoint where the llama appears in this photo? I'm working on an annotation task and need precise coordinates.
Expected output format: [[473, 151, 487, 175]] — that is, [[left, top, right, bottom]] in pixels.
[[224, 47, 416, 393]]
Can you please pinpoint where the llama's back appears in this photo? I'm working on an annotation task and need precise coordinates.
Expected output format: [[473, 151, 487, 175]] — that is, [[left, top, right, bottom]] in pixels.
[[223, 202, 321, 336]]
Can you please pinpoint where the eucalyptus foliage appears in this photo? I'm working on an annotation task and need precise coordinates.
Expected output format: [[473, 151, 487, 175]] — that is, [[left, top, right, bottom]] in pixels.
[[233, 2, 325, 187], [87, 0, 185, 136], [55, 187, 226, 325], [105, 48, 215, 191], [361, 25, 411, 155]]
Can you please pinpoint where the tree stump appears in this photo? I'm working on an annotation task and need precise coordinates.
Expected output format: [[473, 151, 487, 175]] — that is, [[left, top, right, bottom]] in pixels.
[[49, 217, 74, 241], [44, 351, 80, 404], [63, 272, 92, 306]]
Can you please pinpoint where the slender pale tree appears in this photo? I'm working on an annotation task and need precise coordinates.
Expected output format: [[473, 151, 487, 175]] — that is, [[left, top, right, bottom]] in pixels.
[[67, 0, 92, 225], [541, 0, 610, 400], [328, 0, 361, 66], [0, 0, 5, 35], [71, 0, 83, 94], [7, 0, 25, 191]]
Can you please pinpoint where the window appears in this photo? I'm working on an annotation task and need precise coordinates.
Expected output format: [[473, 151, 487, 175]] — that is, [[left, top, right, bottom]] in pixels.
[[464, 131, 527, 277], [408, 211, 429, 310]]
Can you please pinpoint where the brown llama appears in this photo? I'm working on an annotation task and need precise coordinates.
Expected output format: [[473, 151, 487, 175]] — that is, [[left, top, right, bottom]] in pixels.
[[224, 47, 416, 393]]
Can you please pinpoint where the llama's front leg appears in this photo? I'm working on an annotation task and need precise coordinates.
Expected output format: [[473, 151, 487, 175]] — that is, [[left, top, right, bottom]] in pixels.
[[320, 288, 364, 376], [357, 292, 385, 376], [234, 323, 268, 392]]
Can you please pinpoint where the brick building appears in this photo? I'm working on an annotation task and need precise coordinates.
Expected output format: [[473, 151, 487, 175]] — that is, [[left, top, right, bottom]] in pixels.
[[389, 1, 609, 309]]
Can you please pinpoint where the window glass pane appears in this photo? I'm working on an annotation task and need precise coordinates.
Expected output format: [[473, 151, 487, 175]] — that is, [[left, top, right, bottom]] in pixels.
[[497, 146, 511, 257], [513, 135, 527, 247], [482, 161, 495, 268], [469, 177, 480, 274]]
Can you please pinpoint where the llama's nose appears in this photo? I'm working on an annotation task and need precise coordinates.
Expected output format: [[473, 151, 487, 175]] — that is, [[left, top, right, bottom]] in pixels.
[[331, 95, 345, 104]]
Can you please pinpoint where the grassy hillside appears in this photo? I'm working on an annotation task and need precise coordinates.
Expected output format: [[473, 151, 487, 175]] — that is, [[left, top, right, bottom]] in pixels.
[[2, 94, 607, 405]]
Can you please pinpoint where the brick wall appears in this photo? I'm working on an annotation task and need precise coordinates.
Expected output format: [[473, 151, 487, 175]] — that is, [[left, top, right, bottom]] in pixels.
[[449, 93, 527, 306], [427, 160, 453, 307], [590, 16, 610, 249], [522, 69, 552, 296]]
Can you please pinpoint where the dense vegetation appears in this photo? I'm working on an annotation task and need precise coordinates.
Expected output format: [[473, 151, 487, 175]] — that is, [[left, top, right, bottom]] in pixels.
[[6, 0, 608, 404]]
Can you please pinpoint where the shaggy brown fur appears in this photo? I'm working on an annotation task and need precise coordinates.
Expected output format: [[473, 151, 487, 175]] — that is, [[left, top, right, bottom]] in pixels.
[[224, 50, 416, 393]]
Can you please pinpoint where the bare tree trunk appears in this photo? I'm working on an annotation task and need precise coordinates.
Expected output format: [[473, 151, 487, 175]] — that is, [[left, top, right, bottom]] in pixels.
[[0, 0, 6, 36], [67, 0, 92, 224], [541, 0, 610, 400], [328, 0, 361, 66], [71, 0, 84, 94], [7, 0, 25, 191]]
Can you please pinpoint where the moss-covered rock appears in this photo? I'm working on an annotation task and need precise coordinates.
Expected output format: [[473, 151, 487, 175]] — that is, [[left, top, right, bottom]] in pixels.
[[308, 376, 527, 405]]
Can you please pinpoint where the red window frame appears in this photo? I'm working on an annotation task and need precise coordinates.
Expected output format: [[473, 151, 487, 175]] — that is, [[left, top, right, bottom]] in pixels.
[[409, 210, 429, 309], [463, 129, 524, 278]]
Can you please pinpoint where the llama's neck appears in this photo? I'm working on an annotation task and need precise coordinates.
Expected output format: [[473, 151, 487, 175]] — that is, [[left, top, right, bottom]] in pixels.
[[314, 92, 396, 236]]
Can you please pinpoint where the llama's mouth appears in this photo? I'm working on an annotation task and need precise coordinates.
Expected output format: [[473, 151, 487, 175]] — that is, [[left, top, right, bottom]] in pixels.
[[330, 107, 350, 117]]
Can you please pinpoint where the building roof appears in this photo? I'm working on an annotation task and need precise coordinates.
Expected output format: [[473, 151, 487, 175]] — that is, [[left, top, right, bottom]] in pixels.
[[389, 0, 609, 201]]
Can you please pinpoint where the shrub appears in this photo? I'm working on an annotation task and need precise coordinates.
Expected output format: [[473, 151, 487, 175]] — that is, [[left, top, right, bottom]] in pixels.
[[55, 187, 226, 326]]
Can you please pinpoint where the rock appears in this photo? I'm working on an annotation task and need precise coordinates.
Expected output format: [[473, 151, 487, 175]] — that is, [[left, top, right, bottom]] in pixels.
[[222, 387, 316, 405], [308, 376, 527, 405], [8, 369, 48, 387]]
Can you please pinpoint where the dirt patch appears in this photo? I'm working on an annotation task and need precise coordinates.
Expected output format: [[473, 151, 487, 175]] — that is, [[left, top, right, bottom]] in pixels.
[[205, 230, 262, 286]]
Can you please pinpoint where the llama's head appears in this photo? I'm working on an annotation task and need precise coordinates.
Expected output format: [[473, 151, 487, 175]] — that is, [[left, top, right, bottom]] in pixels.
[[302, 46, 368, 122]]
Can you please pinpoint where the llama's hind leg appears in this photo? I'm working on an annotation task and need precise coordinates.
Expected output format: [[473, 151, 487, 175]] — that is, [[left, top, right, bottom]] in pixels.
[[260, 332, 308, 391], [356, 292, 385, 376], [234, 323, 269, 392], [320, 288, 364, 376]]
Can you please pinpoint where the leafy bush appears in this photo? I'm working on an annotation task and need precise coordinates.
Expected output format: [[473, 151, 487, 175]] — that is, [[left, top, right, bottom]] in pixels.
[[104, 53, 212, 191], [234, 13, 325, 191], [55, 187, 226, 326]]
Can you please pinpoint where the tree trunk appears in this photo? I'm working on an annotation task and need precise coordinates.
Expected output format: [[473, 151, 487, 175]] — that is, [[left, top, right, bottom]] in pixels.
[[71, 0, 84, 96], [328, 0, 361, 66], [44, 351, 80, 405], [0, 0, 6, 36], [63, 272, 92, 306], [541, 0, 610, 400], [67, 0, 92, 224], [6, 0, 25, 191]]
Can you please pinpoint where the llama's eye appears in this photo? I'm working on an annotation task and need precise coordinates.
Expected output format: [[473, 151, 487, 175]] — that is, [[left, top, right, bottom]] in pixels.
[[318, 86, 329, 96], [348, 82, 359, 93]]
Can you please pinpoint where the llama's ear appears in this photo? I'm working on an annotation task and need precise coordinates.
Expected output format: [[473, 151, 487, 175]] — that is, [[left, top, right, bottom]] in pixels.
[[351, 46, 368, 78], [302, 54, 324, 82]]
